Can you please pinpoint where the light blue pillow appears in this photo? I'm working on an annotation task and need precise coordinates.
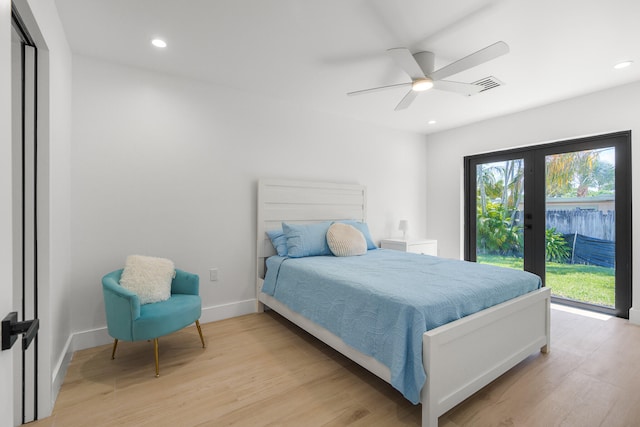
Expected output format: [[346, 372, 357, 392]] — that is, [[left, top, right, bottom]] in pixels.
[[338, 220, 377, 250], [266, 229, 288, 257], [282, 221, 333, 258]]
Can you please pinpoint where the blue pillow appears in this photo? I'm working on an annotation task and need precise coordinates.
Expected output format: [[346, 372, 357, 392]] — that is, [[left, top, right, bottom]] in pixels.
[[266, 229, 288, 257], [282, 221, 333, 258], [338, 220, 377, 250]]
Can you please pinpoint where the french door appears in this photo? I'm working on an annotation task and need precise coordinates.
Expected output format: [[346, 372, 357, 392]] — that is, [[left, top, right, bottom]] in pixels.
[[464, 132, 631, 318]]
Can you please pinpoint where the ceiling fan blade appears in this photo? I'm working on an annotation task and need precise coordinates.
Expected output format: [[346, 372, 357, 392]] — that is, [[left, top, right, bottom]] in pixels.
[[394, 90, 419, 111], [347, 82, 412, 96], [387, 48, 426, 80], [429, 41, 509, 81], [433, 80, 483, 96]]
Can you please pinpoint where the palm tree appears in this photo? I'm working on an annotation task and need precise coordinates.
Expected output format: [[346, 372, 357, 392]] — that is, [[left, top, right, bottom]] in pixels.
[[546, 150, 600, 197], [476, 160, 524, 222], [502, 159, 524, 228], [476, 160, 524, 256], [476, 163, 501, 216]]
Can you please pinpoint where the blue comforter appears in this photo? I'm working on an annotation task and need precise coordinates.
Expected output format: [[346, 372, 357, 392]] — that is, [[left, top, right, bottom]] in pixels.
[[261, 249, 542, 404]]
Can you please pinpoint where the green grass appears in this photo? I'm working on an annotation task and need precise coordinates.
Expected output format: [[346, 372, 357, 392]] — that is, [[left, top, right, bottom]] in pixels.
[[477, 254, 615, 307]]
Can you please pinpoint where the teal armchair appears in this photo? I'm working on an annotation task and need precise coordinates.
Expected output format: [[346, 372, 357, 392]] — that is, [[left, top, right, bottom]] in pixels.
[[102, 268, 205, 376]]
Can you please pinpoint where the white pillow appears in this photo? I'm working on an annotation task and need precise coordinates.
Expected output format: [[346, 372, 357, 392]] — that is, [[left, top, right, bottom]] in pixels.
[[119, 255, 175, 304], [326, 223, 367, 257]]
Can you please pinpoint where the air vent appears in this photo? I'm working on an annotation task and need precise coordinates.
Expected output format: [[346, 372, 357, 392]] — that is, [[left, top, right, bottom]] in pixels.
[[473, 76, 504, 93]]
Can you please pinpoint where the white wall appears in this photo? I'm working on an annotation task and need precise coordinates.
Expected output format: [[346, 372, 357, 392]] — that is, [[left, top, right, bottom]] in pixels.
[[69, 55, 428, 342], [425, 81, 640, 320]]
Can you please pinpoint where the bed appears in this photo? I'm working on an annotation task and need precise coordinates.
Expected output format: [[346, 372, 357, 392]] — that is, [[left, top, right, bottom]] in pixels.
[[256, 179, 551, 427]]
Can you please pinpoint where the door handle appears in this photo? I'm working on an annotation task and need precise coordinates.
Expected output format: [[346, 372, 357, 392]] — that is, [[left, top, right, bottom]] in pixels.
[[523, 213, 533, 230], [2, 312, 39, 351]]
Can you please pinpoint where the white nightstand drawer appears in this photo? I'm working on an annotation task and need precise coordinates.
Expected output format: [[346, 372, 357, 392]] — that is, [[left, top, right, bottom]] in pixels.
[[407, 242, 437, 255], [380, 238, 437, 256]]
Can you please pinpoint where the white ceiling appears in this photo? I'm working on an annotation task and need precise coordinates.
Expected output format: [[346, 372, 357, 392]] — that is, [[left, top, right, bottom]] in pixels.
[[54, 0, 640, 134]]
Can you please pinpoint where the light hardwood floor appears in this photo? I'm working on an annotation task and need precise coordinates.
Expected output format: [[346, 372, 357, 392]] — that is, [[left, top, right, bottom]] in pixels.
[[30, 306, 640, 427]]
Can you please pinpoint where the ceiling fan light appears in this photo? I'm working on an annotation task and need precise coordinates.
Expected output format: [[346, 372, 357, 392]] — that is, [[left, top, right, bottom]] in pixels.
[[412, 78, 434, 92]]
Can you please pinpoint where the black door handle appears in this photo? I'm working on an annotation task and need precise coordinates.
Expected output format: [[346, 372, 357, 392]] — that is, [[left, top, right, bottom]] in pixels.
[[2, 312, 39, 351]]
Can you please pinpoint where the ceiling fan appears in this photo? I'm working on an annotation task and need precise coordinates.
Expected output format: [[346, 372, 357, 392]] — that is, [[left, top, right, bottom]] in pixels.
[[347, 41, 509, 110]]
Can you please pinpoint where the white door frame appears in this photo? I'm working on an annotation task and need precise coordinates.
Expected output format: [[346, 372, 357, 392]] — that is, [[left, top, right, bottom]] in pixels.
[[3, 2, 50, 424], [1, 0, 17, 425], [12, 12, 38, 423]]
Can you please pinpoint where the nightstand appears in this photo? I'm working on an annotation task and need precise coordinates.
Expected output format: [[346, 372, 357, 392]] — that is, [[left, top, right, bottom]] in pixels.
[[380, 238, 437, 256]]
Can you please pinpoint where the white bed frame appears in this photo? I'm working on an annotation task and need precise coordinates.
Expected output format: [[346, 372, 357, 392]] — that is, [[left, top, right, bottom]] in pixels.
[[256, 179, 550, 427]]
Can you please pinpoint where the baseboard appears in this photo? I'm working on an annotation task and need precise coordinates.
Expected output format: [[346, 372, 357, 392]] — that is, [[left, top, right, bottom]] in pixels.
[[200, 298, 257, 324], [51, 334, 74, 406], [629, 307, 640, 325], [67, 298, 258, 354]]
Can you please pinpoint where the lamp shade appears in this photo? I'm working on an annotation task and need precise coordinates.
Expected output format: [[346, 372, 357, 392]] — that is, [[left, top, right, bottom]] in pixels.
[[398, 220, 409, 239]]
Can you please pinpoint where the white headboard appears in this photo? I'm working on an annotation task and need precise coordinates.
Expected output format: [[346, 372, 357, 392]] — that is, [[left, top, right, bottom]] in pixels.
[[256, 179, 367, 289]]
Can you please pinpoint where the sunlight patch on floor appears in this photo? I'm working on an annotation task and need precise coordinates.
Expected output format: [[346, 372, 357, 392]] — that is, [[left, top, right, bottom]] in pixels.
[[551, 303, 612, 321]]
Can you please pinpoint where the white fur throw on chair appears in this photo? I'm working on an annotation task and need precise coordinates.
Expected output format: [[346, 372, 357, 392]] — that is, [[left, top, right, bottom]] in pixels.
[[119, 255, 175, 304]]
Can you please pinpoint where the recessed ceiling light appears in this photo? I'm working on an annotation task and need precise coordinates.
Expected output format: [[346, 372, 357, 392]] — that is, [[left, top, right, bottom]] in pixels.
[[428, 120, 437, 125], [151, 39, 167, 48], [614, 60, 633, 70]]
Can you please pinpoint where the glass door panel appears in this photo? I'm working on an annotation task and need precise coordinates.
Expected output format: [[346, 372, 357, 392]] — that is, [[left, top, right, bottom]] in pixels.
[[545, 148, 616, 308], [465, 131, 630, 318], [475, 159, 525, 270]]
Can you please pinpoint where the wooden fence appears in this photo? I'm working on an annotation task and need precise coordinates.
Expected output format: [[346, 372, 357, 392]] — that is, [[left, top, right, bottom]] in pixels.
[[546, 209, 615, 241]]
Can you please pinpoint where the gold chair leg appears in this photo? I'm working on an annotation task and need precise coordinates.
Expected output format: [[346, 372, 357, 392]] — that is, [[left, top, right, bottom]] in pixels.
[[195, 320, 205, 348], [111, 339, 118, 360], [154, 338, 160, 377]]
